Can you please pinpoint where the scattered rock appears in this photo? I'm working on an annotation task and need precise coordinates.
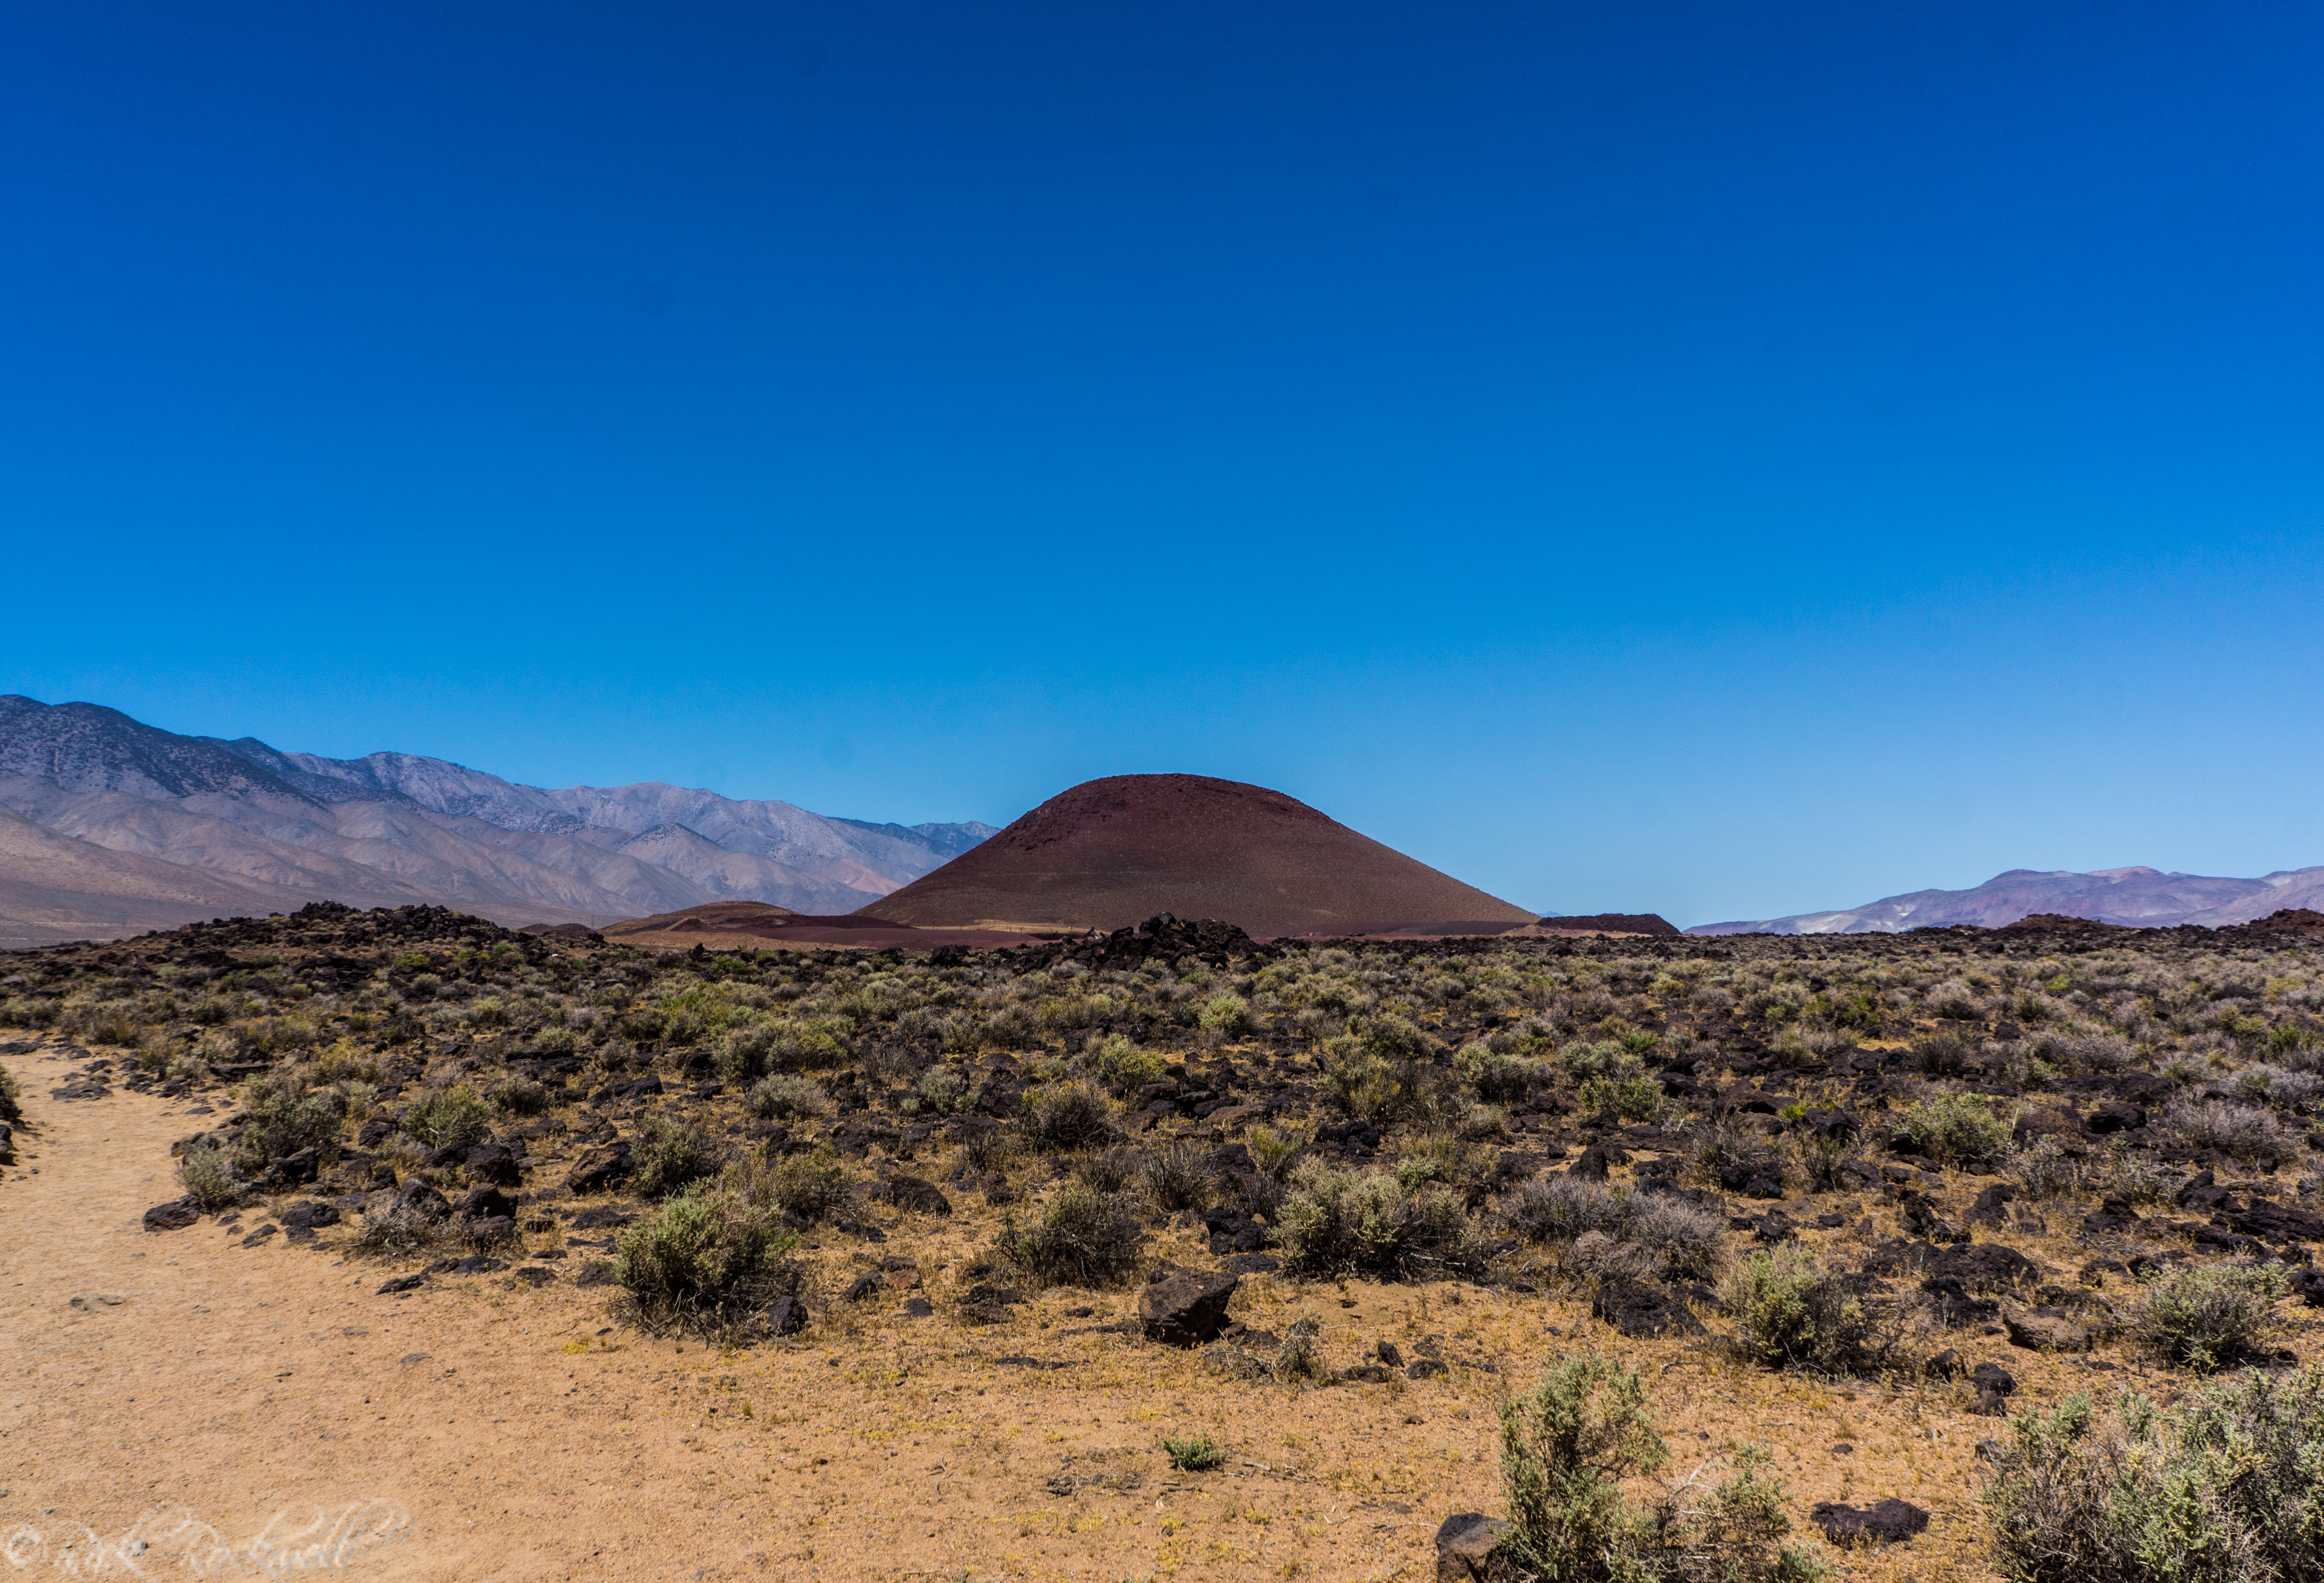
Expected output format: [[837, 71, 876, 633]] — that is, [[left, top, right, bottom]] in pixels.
[[455, 1185, 516, 1222], [575, 1261, 616, 1288], [763, 1293, 808, 1335], [1434, 1512, 1515, 1582], [2085, 1100, 2146, 1134], [1967, 1184, 2018, 1228], [1930, 1242, 2040, 1290], [1810, 1499, 1929, 1547], [880, 1174, 952, 1216], [1971, 1361, 2017, 1395], [1408, 1358, 1450, 1380], [902, 1297, 934, 1318], [393, 1178, 451, 1222], [460, 1143, 523, 1187], [1591, 1283, 1704, 1338], [1218, 1251, 1282, 1275], [425, 1255, 507, 1277], [376, 1275, 426, 1295], [565, 1141, 635, 1193], [142, 1199, 200, 1233], [2003, 1306, 2092, 1352], [2079, 1195, 2144, 1236], [2012, 1106, 2083, 1148], [67, 1293, 126, 1311], [510, 1266, 555, 1289], [1138, 1268, 1241, 1345], [281, 1200, 341, 1232]]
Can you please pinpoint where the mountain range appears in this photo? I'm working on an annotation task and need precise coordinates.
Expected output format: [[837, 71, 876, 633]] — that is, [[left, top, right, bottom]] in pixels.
[[0, 696, 995, 948], [1686, 864, 2324, 935]]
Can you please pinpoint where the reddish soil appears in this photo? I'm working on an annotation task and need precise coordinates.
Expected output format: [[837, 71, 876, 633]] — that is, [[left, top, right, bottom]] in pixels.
[[853, 775, 1533, 937]]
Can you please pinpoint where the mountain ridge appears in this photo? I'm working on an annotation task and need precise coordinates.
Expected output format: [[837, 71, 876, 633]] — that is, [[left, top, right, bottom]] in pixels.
[[0, 696, 997, 946], [1687, 863, 2324, 935]]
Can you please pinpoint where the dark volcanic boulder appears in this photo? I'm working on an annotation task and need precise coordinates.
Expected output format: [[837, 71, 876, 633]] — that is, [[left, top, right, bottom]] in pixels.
[[393, 1178, 451, 1222], [1138, 1268, 1240, 1345], [455, 1185, 516, 1222], [2079, 1195, 2143, 1236], [2085, 1100, 2146, 1134], [1811, 1499, 1929, 1546], [2227, 1199, 2324, 1244], [460, 1143, 522, 1187], [1930, 1242, 2040, 1290], [1592, 1283, 1705, 1338], [143, 1198, 200, 1232], [880, 1174, 952, 1216], [763, 1293, 808, 1336], [565, 1140, 635, 1193], [1966, 1184, 2018, 1228], [1434, 1513, 1516, 1582]]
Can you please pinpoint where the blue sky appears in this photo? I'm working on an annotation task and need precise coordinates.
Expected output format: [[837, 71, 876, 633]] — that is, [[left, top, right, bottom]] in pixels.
[[5, 1, 2323, 925]]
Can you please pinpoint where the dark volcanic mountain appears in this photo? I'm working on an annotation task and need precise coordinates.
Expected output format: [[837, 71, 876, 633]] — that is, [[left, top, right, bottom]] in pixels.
[[0, 696, 997, 947], [853, 773, 1535, 936]]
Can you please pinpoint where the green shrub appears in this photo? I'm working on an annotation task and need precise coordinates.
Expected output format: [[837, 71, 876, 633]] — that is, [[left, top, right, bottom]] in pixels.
[[488, 1077, 549, 1116], [631, 1113, 720, 1199], [614, 1173, 798, 1332], [915, 1065, 972, 1114], [1458, 1041, 1555, 1102], [1162, 1433, 1222, 1472], [1020, 1081, 1114, 1152], [176, 1143, 244, 1209], [1275, 1160, 1482, 1281], [762, 1147, 851, 1223], [2131, 1263, 2288, 1373], [1198, 993, 1251, 1036], [404, 1083, 492, 1150], [998, 1186, 1143, 1289], [1893, 1091, 2010, 1170], [1576, 1073, 1666, 1123], [234, 1074, 345, 1171], [745, 1072, 829, 1120], [1983, 1368, 2324, 1583], [1719, 1246, 1896, 1374], [1499, 1351, 1825, 1583], [1322, 1015, 1437, 1122], [1092, 1034, 1167, 1095]]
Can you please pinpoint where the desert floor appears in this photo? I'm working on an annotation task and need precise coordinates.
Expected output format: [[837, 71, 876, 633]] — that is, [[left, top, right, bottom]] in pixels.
[[3, 1044, 2105, 1582]]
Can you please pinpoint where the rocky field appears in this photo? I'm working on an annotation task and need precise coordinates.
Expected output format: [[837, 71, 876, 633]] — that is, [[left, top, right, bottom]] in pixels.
[[3, 902, 2321, 1581]]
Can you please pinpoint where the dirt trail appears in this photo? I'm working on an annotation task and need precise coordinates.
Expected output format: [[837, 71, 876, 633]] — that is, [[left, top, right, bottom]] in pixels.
[[2, 1045, 2023, 1582]]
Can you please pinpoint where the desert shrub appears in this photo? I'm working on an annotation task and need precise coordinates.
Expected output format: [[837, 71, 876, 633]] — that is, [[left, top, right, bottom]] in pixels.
[[2131, 1262, 2288, 1373], [1720, 1246, 1900, 1374], [234, 1074, 345, 1171], [1926, 981, 1984, 1020], [1983, 1367, 2324, 1583], [2162, 1098, 2297, 1164], [915, 1065, 971, 1114], [745, 1072, 829, 1120], [1273, 1316, 1328, 1384], [350, 1199, 447, 1258], [1458, 1041, 1555, 1102], [1624, 1193, 1729, 1281], [1274, 1160, 1483, 1281], [1577, 1073, 1666, 1123], [404, 1083, 492, 1150], [1198, 993, 1251, 1036], [1091, 1034, 1166, 1095], [1020, 1081, 1114, 1152], [759, 1147, 850, 1223], [0, 1063, 20, 1126], [488, 1077, 549, 1116], [1161, 1433, 1222, 1472], [1692, 1116, 1783, 1192], [1142, 1139, 1216, 1211], [1499, 1351, 1825, 1583], [1073, 1147, 1139, 1194], [614, 1173, 797, 1332], [1893, 1091, 2010, 1170], [631, 1113, 720, 1199], [1245, 1124, 1304, 1181], [1507, 1174, 1630, 1245], [2223, 1063, 2324, 1112], [176, 1143, 244, 1209], [1911, 1033, 1971, 1077], [2009, 1135, 2083, 1199], [713, 1019, 775, 1084], [998, 1186, 1143, 1288]]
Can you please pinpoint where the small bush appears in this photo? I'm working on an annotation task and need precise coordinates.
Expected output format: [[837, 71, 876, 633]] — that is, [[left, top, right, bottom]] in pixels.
[[614, 1173, 798, 1333], [0, 1063, 21, 1126], [1020, 1081, 1114, 1152], [1161, 1433, 1222, 1472], [1459, 1042, 1555, 1103], [1720, 1246, 1900, 1374], [1245, 1124, 1304, 1181], [1508, 1178, 1725, 1283], [1506, 1174, 1630, 1245], [1073, 1147, 1139, 1194], [1091, 1034, 1166, 1095], [1576, 1073, 1666, 1123], [745, 1072, 829, 1120], [2132, 1262, 2288, 1373], [763, 1147, 851, 1223], [350, 1199, 447, 1258], [999, 1186, 1143, 1288], [631, 1113, 720, 1199], [1693, 1116, 1783, 1192], [1499, 1351, 1825, 1583], [1142, 1139, 1215, 1211], [915, 1066, 971, 1114], [1275, 1160, 1483, 1281], [176, 1143, 244, 1209], [2009, 1135, 2083, 1199], [2162, 1098, 2298, 1164], [1983, 1367, 2324, 1583], [1198, 993, 1251, 1036], [234, 1075, 345, 1171], [488, 1077, 549, 1116], [1893, 1091, 2010, 1170], [404, 1083, 492, 1150]]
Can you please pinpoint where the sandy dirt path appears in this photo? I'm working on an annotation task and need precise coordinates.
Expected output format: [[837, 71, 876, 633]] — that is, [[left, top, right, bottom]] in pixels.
[[2, 1044, 2034, 1582]]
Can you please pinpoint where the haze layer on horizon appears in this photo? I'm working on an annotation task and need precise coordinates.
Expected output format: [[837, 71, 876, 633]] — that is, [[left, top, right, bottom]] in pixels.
[[5, 1, 2322, 927]]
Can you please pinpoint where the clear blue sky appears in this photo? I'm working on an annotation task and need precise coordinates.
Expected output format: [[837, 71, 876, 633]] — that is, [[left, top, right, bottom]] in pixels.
[[5, 2, 2323, 926]]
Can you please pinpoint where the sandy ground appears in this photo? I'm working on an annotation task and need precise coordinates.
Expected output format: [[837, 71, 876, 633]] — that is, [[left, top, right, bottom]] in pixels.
[[3, 1045, 2168, 1582]]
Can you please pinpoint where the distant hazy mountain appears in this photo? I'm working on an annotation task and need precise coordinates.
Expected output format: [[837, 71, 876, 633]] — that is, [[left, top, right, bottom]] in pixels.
[[1687, 864, 2324, 935], [0, 696, 997, 947]]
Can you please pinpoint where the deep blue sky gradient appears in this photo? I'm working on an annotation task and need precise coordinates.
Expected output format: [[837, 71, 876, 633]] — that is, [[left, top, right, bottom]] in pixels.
[[5, 2, 2323, 924]]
